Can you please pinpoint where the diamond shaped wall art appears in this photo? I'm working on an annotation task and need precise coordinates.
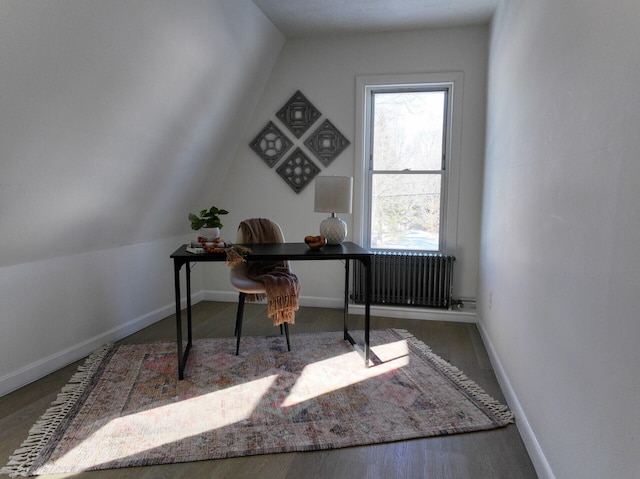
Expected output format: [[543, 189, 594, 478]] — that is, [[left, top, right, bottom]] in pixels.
[[304, 119, 351, 167], [249, 121, 293, 167], [276, 90, 321, 138], [276, 147, 321, 193]]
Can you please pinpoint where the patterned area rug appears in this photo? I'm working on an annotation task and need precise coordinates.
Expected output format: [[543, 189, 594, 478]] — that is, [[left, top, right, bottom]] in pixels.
[[2, 329, 513, 477]]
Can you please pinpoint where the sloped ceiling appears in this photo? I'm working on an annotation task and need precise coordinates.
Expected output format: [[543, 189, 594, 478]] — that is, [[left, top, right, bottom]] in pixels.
[[252, 0, 498, 37], [0, 0, 284, 266]]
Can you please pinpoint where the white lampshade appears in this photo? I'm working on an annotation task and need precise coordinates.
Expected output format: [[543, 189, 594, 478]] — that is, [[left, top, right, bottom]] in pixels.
[[314, 176, 353, 244], [314, 176, 353, 214]]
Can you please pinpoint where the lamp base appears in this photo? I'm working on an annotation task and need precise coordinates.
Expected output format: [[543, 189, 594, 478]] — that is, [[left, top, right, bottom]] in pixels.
[[320, 215, 347, 244]]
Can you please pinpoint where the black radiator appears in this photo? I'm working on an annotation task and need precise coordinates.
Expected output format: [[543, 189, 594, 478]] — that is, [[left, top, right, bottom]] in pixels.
[[352, 252, 455, 308]]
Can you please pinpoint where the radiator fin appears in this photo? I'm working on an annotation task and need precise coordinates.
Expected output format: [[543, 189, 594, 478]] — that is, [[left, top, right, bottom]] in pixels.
[[352, 252, 455, 309]]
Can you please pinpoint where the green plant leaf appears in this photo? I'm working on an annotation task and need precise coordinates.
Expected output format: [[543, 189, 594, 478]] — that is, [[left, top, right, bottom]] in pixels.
[[189, 206, 228, 230]]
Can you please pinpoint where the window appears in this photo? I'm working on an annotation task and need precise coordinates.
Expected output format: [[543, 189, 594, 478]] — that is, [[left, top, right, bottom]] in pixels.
[[369, 88, 448, 251], [355, 73, 462, 254]]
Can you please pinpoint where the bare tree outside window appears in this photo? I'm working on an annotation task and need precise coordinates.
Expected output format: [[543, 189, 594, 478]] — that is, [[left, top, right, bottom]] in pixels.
[[369, 90, 447, 251]]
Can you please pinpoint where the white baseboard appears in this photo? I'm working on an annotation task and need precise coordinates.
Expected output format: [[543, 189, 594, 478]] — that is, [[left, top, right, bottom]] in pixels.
[[0, 292, 202, 397], [203, 290, 345, 309], [349, 304, 476, 322], [203, 290, 239, 303], [476, 319, 555, 479]]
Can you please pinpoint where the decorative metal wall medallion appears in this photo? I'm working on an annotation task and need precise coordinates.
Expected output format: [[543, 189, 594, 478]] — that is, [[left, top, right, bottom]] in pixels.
[[276, 147, 321, 193], [276, 90, 321, 138], [249, 121, 293, 167], [304, 119, 351, 167]]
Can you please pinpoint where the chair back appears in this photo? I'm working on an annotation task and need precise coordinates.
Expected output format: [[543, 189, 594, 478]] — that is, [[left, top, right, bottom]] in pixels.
[[235, 218, 285, 244], [230, 218, 289, 291]]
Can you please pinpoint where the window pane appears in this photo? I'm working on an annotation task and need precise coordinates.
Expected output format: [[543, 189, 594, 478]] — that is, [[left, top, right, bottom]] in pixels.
[[370, 174, 441, 251], [372, 91, 445, 171]]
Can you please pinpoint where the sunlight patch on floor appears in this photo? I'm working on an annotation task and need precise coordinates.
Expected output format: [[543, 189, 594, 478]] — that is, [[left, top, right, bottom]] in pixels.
[[282, 340, 409, 407], [55, 375, 279, 465]]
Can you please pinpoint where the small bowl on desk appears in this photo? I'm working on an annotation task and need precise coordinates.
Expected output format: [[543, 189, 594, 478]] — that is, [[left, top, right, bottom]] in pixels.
[[304, 235, 327, 249]]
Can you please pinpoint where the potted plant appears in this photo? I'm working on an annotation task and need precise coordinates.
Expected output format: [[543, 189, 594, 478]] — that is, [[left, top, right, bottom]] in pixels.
[[189, 206, 229, 242]]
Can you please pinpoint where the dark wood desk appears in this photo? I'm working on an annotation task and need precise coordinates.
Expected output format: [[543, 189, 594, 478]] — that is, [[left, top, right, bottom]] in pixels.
[[170, 242, 372, 379]]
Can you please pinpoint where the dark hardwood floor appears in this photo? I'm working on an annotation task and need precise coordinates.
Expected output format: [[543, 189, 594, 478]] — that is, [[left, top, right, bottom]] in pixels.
[[0, 302, 537, 478]]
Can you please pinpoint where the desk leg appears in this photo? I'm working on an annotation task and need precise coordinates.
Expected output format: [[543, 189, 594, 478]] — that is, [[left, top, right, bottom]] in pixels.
[[174, 262, 185, 380], [364, 256, 371, 366], [343, 259, 350, 341], [186, 264, 193, 346], [174, 261, 193, 380], [343, 258, 371, 367]]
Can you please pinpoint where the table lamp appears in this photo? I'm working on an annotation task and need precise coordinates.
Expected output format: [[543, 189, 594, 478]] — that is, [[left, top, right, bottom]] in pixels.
[[314, 176, 353, 244]]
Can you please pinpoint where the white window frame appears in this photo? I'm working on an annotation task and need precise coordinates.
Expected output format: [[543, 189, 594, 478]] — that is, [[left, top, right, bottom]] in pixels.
[[354, 72, 463, 255]]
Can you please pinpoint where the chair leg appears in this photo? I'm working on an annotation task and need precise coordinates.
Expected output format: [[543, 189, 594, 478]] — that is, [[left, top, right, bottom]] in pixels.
[[234, 295, 243, 337], [284, 322, 291, 351], [235, 292, 246, 355]]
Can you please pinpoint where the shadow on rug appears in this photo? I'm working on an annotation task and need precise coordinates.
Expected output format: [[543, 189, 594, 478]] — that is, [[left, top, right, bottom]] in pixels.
[[2, 329, 513, 477]]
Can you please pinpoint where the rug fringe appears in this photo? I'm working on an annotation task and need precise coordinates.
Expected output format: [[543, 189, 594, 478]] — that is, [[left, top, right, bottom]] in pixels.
[[0, 344, 114, 477], [392, 329, 515, 425]]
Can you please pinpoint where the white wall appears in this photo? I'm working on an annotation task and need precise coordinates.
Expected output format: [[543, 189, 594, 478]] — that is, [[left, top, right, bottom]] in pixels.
[[480, 1, 640, 478], [206, 26, 488, 308], [0, 0, 284, 395]]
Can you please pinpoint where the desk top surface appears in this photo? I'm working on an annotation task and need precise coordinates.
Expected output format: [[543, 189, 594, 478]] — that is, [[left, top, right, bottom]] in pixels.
[[171, 241, 372, 262]]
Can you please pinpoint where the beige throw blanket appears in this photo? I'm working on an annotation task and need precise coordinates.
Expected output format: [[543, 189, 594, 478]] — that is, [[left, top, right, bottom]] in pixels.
[[238, 219, 300, 326]]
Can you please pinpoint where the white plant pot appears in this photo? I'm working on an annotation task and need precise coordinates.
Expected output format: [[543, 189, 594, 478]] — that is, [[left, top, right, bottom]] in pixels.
[[197, 227, 220, 242]]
